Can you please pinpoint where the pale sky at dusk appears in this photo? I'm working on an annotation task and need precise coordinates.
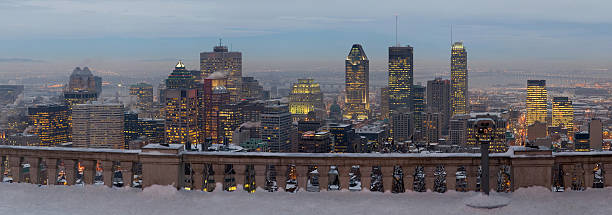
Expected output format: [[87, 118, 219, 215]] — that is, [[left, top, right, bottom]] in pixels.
[[1, 0, 611, 76]]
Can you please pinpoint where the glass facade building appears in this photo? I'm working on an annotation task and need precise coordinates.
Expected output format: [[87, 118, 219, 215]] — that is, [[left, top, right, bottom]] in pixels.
[[450, 42, 468, 116], [344, 44, 369, 120]]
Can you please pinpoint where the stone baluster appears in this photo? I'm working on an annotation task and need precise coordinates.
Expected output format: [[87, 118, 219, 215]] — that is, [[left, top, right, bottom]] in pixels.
[[254, 164, 267, 190], [44, 158, 58, 185], [403, 165, 415, 192], [360, 165, 372, 191], [338, 165, 351, 190], [445, 165, 458, 191], [317, 165, 329, 191], [121, 161, 134, 188], [234, 164, 246, 191], [425, 166, 436, 192], [212, 164, 225, 192], [63, 159, 77, 185], [102, 161, 114, 187], [294, 165, 307, 191], [25, 157, 40, 184], [584, 163, 594, 188], [276, 165, 287, 191], [81, 160, 95, 185], [8, 156, 21, 183], [381, 166, 394, 193], [191, 163, 205, 191]]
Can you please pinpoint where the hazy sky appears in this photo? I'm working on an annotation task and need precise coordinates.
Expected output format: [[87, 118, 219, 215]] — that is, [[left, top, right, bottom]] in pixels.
[[1, 0, 611, 76]]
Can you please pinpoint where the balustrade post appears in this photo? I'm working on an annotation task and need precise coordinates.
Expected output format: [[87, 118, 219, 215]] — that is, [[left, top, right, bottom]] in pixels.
[[8, 156, 21, 183], [381, 166, 393, 193], [403, 165, 415, 192], [276, 165, 287, 191], [296, 165, 308, 191], [81, 160, 95, 185], [191, 164, 205, 191], [360, 165, 372, 191], [425, 166, 436, 192], [338, 165, 351, 190], [254, 164, 267, 190], [121, 161, 134, 188], [467, 165, 478, 191], [102, 161, 113, 187], [318, 165, 329, 191], [44, 158, 58, 185], [25, 157, 40, 184], [445, 165, 458, 191], [585, 163, 594, 188], [63, 159, 77, 185], [234, 164, 246, 191], [212, 164, 225, 192], [605, 163, 612, 187]]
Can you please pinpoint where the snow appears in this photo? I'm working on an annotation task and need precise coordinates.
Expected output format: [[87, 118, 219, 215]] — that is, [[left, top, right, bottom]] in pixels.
[[1, 183, 612, 215], [465, 193, 511, 209]]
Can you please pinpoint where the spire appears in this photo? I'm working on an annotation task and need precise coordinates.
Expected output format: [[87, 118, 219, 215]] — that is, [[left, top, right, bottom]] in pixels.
[[175, 60, 185, 69]]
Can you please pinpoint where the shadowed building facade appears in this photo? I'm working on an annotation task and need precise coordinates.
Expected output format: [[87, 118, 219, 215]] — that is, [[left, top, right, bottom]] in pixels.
[[344, 44, 369, 120]]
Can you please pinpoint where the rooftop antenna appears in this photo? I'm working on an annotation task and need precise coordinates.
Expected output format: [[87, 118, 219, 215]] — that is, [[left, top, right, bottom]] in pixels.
[[450, 24, 453, 45], [219, 38, 223, 47], [395, 15, 399, 47]]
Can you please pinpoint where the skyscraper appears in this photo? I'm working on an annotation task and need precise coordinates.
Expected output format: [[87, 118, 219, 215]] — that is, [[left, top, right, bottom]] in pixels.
[[129, 83, 154, 110], [289, 79, 324, 122], [165, 61, 201, 146], [28, 104, 71, 146], [388, 46, 413, 111], [261, 103, 292, 152], [64, 67, 101, 106], [379, 87, 390, 120], [391, 108, 412, 143], [412, 84, 426, 141], [200, 44, 242, 102], [344, 44, 369, 120], [526, 80, 547, 126], [589, 118, 603, 150], [450, 42, 468, 116], [427, 78, 451, 135], [72, 103, 125, 149], [552, 97, 573, 132]]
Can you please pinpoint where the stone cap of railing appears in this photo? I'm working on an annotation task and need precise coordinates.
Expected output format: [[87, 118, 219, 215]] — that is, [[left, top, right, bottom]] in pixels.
[[511, 146, 553, 157], [141, 144, 183, 155]]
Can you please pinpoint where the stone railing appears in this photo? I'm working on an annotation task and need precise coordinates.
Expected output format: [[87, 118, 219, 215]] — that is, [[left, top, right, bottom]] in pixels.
[[1, 144, 612, 193]]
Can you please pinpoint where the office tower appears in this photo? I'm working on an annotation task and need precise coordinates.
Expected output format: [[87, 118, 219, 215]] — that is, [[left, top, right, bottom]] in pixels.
[[526, 80, 547, 126], [391, 108, 412, 143], [344, 44, 369, 120], [124, 112, 140, 149], [552, 97, 573, 131], [449, 114, 469, 145], [200, 44, 242, 102], [412, 84, 426, 141], [64, 67, 100, 106], [427, 78, 451, 135], [329, 100, 342, 122], [388, 46, 413, 111], [298, 131, 332, 153], [129, 83, 154, 110], [466, 113, 508, 152], [218, 103, 243, 145], [379, 87, 390, 120], [425, 112, 441, 143], [261, 103, 292, 152], [289, 79, 324, 122], [165, 61, 201, 146], [575, 132, 590, 152], [202, 77, 231, 144], [157, 83, 167, 105], [328, 123, 355, 153], [0, 85, 24, 105], [241, 77, 264, 100], [138, 118, 165, 144], [450, 42, 468, 116], [239, 99, 265, 123], [72, 103, 124, 149], [28, 104, 70, 146], [589, 118, 603, 150]]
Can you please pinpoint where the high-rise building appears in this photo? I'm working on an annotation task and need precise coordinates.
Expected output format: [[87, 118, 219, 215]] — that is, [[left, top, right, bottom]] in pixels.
[[327, 123, 355, 153], [64, 67, 100, 106], [427, 78, 451, 135], [425, 112, 441, 143], [28, 104, 70, 146], [589, 118, 603, 150], [129, 83, 154, 110], [344, 44, 369, 120], [450, 42, 468, 116], [165, 61, 201, 146], [200, 45, 242, 102], [449, 114, 469, 145], [526, 80, 547, 126], [261, 103, 292, 152], [72, 103, 124, 149], [379, 87, 390, 120], [388, 46, 413, 111], [289, 79, 324, 122], [391, 108, 412, 143], [575, 132, 590, 152], [138, 118, 165, 144], [124, 112, 140, 149], [552, 97, 573, 132], [412, 84, 426, 141], [241, 77, 265, 100], [298, 131, 332, 153]]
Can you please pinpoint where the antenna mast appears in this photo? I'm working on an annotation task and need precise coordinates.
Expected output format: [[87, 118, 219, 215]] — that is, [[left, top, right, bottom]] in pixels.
[[450, 24, 453, 45], [395, 15, 399, 46]]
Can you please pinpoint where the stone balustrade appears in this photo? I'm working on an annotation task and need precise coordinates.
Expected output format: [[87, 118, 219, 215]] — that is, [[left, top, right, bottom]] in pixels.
[[2, 145, 612, 193]]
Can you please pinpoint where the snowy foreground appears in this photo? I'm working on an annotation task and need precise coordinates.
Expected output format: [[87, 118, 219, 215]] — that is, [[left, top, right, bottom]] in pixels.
[[1, 183, 611, 215]]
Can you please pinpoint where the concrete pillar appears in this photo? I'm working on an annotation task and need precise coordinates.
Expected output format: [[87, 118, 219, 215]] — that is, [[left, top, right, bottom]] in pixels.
[[425, 166, 436, 192], [296, 165, 308, 191], [254, 164, 267, 190], [81, 160, 95, 185], [488, 165, 499, 191], [446, 165, 458, 191], [360, 165, 372, 191], [8, 156, 21, 183], [585, 163, 594, 188], [44, 158, 58, 185], [338, 165, 351, 190], [121, 161, 134, 188], [25, 157, 40, 184], [467, 165, 479, 191], [276, 165, 287, 191], [234, 164, 246, 190], [605, 163, 612, 187], [191, 164, 204, 191], [381, 166, 394, 193], [403, 165, 415, 192], [102, 161, 114, 187], [212, 164, 225, 191], [318, 165, 329, 191], [562, 164, 572, 190], [63, 159, 77, 185]]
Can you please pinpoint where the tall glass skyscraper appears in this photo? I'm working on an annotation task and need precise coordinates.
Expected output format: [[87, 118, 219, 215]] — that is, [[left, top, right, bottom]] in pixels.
[[165, 61, 201, 146], [450, 42, 468, 116], [526, 80, 547, 126], [344, 44, 369, 120], [388, 46, 413, 111], [200, 45, 242, 102], [552, 96, 574, 132]]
